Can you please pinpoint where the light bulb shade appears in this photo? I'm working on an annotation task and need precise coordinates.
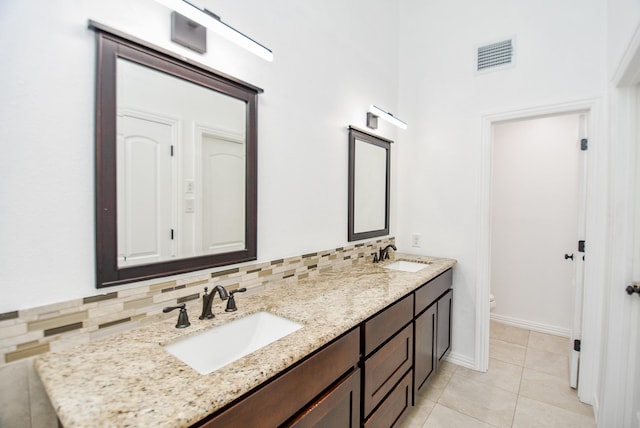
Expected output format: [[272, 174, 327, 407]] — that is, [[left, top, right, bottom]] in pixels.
[[369, 105, 407, 130], [154, 0, 273, 61]]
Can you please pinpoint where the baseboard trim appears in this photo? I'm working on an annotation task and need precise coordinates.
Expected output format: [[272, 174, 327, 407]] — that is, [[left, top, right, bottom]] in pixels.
[[490, 313, 571, 338], [445, 351, 476, 370]]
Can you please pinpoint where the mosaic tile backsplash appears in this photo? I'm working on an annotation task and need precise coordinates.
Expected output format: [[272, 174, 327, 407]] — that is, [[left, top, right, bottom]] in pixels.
[[0, 237, 395, 365]]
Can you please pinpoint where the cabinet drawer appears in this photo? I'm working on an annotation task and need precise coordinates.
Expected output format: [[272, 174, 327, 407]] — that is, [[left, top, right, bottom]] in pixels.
[[364, 369, 413, 428], [364, 294, 413, 356], [196, 328, 360, 427], [363, 323, 413, 417], [414, 269, 452, 315], [286, 369, 361, 428]]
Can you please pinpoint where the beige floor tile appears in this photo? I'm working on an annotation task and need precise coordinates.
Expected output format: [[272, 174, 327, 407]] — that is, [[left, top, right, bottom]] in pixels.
[[420, 364, 456, 402], [456, 357, 523, 393], [513, 396, 596, 428], [424, 404, 496, 428], [524, 347, 569, 380], [490, 338, 527, 366], [438, 373, 518, 428], [400, 396, 436, 428], [490, 321, 531, 346], [519, 368, 593, 417], [527, 331, 571, 356]]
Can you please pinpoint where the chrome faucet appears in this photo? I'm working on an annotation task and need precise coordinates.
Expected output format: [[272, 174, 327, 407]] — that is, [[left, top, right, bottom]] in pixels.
[[378, 244, 397, 261], [199, 285, 229, 320]]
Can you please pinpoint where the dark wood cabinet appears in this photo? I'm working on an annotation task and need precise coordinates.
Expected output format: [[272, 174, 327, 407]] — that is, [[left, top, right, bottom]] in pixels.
[[362, 294, 414, 425], [194, 268, 454, 428], [413, 269, 453, 397], [363, 370, 413, 428], [363, 294, 414, 357], [286, 369, 361, 428], [414, 304, 437, 392], [363, 323, 413, 416], [437, 289, 453, 363], [195, 328, 359, 428]]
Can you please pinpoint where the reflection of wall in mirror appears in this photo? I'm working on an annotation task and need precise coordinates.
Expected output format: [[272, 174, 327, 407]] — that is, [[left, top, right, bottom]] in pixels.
[[116, 58, 247, 267], [353, 139, 387, 234]]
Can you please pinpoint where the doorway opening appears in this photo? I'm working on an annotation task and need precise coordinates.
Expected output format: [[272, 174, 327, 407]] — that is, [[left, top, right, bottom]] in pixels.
[[476, 98, 602, 405], [489, 112, 587, 388]]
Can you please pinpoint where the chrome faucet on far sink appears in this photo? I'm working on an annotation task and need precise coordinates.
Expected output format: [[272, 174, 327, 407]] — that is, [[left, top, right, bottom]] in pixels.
[[199, 286, 229, 320]]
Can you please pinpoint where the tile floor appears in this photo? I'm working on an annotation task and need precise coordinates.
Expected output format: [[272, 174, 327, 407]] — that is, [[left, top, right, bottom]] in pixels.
[[401, 321, 596, 428]]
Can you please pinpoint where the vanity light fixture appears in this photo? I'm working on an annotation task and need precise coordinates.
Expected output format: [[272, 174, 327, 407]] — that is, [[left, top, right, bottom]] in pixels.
[[155, 0, 273, 61], [367, 105, 407, 130]]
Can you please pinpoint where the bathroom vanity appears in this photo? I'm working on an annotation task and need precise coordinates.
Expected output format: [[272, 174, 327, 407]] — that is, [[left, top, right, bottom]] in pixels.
[[36, 255, 455, 427]]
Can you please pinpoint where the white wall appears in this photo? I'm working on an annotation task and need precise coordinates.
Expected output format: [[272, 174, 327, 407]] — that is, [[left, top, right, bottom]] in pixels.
[[0, 0, 400, 312], [490, 114, 581, 334], [396, 0, 606, 364]]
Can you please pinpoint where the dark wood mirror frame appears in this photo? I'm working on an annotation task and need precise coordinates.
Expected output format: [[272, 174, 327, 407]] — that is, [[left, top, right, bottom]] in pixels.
[[347, 126, 391, 242], [92, 22, 262, 288]]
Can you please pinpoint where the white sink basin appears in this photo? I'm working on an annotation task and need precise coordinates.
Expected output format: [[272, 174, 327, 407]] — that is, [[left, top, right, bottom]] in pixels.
[[383, 260, 430, 273], [164, 312, 303, 375]]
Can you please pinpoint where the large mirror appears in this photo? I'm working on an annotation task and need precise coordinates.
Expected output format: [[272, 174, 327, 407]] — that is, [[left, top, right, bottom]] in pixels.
[[348, 127, 391, 241], [93, 24, 261, 288]]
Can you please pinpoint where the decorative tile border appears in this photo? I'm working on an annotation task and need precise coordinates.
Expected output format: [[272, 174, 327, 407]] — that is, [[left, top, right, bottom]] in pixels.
[[0, 237, 394, 365]]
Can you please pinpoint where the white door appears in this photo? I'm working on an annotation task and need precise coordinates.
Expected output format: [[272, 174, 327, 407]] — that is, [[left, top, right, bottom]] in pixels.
[[199, 132, 246, 255], [625, 90, 640, 427], [569, 114, 588, 388], [117, 114, 175, 266]]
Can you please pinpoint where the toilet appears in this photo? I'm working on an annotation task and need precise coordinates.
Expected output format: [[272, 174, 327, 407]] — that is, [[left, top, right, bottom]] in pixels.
[[489, 293, 496, 311]]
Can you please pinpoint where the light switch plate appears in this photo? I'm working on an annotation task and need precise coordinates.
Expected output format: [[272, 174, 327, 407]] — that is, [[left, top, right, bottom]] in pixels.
[[411, 233, 421, 248]]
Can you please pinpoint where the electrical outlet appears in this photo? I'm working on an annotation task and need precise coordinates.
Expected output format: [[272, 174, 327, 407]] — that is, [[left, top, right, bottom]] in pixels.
[[411, 233, 421, 248]]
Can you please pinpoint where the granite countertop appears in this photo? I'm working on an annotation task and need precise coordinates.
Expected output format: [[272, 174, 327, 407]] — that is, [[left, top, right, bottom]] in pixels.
[[36, 254, 456, 428]]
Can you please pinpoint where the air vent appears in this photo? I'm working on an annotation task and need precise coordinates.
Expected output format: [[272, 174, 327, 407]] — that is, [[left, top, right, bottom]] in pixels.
[[477, 39, 514, 72]]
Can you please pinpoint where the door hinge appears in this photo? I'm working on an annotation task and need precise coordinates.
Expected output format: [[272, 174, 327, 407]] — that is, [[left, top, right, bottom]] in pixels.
[[574, 339, 581, 352], [580, 138, 588, 151], [578, 240, 585, 253], [170, 229, 174, 240], [170, 145, 174, 156]]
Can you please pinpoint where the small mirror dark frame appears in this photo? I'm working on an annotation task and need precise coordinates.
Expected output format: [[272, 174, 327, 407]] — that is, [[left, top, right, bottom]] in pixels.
[[92, 22, 262, 288], [347, 126, 392, 242]]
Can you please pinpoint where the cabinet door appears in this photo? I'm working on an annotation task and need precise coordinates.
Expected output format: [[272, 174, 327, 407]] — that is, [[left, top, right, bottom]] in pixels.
[[436, 289, 453, 363], [414, 303, 437, 394], [287, 369, 360, 428]]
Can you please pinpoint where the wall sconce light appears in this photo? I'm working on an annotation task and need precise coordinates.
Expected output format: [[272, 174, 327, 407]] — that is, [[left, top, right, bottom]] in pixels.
[[366, 105, 407, 130], [155, 0, 274, 61]]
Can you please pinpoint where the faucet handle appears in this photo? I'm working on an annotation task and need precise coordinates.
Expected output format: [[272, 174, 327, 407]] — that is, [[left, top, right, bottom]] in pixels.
[[225, 288, 247, 312], [163, 304, 191, 329], [372, 252, 380, 263]]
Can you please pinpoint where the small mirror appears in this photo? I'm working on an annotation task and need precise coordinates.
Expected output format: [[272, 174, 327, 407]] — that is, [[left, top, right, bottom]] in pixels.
[[94, 26, 261, 288], [348, 127, 391, 241]]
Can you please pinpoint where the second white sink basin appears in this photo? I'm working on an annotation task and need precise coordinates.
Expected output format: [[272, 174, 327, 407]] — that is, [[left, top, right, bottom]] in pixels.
[[383, 260, 430, 273], [164, 312, 303, 375]]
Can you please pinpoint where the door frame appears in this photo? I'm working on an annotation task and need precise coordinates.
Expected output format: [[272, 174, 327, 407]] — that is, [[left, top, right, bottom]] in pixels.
[[595, 21, 640, 427], [476, 97, 606, 407]]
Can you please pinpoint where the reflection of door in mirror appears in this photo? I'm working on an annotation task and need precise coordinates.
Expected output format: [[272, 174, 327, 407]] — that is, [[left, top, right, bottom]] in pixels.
[[116, 58, 246, 268], [354, 139, 387, 234], [200, 131, 245, 255], [117, 113, 177, 266]]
